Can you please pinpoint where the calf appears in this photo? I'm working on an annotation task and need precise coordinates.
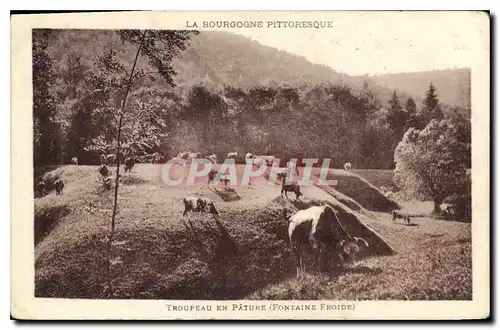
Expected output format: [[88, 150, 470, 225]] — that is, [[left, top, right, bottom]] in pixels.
[[287, 205, 369, 278], [392, 210, 411, 224], [54, 179, 64, 195], [182, 196, 219, 216], [124, 157, 135, 172]]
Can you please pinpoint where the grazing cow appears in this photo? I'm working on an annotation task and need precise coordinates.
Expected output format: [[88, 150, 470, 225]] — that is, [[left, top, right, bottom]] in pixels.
[[124, 157, 135, 173], [245, 152, 254, 164], [98, 164, 109, 178], [178, 152, 189, 160], [392, 210, 412, 224], [183, 196, 219, 216], [219, 174, 230, 187], [36, 181, 46, 197], [255, 155, 275, 166], [106, 154, 116, 165], [207, 154, 217, 164], [440, 203, 454, 217], [281, 179, 302, 199], [343, 162, 352, 171], [71, 157, 78, 165], [186, 152, 202, 164], [286, 205, 369, 277], [54, 179, 64, 195]]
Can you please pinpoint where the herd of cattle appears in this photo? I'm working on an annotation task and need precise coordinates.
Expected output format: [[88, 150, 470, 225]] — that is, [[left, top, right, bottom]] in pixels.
[[35, 149, 447, 277]]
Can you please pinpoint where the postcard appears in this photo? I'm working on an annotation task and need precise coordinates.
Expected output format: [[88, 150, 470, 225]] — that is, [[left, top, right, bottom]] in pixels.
[[11, 10, 490, 320]]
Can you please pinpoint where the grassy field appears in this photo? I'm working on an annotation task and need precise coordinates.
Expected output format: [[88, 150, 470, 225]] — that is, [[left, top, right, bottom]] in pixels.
[[34, 164, 471, 300]]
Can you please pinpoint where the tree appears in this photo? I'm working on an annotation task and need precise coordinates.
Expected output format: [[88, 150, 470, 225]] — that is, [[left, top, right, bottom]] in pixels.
[[91, 29, 199, 296], [394, 118, 469, 214], [404, 97, 418, 130], [386, 91, 408, 135], [417, 82, 443, 129], [33, 29, 62, 166]]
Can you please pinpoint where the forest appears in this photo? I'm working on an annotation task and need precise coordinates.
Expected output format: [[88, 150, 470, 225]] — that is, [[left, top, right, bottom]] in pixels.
[[33, 29, 471, 170]]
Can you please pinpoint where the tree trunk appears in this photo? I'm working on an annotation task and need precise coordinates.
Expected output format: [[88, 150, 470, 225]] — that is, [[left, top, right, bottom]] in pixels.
[[106, 30, 147, 297]]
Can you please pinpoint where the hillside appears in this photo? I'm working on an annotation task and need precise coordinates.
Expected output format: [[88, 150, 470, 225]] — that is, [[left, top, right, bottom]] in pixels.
[[46, 30, 409, 104], [34, 164, 471, 300], [357, 68, 471, 108]]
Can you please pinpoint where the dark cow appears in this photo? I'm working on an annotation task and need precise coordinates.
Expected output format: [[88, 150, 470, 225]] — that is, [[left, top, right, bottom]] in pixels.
[[36, 181, 46, 197], [286, 205, 369, 278], [54, 179, 65, 195], [281, 179, 303, 199], [124, 157, 135, 173], [98, 164, 109, 178]]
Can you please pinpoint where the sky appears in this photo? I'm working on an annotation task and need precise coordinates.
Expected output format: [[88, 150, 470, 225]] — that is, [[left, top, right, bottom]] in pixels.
[[218, 11, 489, 76]]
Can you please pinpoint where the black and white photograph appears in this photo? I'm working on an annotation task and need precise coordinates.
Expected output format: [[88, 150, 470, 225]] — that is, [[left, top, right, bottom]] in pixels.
[[11, 11, 490, 320]]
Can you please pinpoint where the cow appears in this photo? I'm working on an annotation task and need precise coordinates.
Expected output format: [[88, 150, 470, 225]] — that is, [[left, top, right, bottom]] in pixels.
[[98, 164, 109, 178], [392, 210, 412, 224], [71, 157, 78, 165], [54, 179, 64, 195], [286, 205, 369, 278], [182, 196, 219, 217], [124, 157, 135, 173], [281, 179, 303, 199], [36, 181, 46, 197]]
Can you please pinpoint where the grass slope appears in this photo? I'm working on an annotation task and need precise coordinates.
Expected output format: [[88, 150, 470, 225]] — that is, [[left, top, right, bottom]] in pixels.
[[34, 164, 471, 300]]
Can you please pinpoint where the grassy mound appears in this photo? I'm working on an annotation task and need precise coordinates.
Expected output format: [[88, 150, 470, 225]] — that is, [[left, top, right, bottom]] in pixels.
[[312, 169, 400, 212], [34, 165, 470, 300]]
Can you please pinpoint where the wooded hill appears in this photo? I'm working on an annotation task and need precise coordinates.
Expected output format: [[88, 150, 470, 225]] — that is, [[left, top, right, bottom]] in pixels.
[[34, 29, 471, 170], [357, 68, 471, 109]]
